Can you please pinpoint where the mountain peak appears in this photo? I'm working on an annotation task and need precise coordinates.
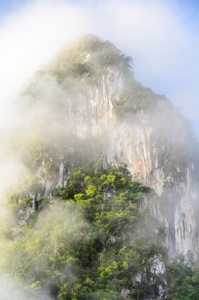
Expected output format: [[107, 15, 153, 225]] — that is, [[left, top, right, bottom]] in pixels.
[[50, 34, 132, 84]]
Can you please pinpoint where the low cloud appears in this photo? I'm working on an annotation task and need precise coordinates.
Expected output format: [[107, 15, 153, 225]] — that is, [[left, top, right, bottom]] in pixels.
[[0, 0, 199, 136]]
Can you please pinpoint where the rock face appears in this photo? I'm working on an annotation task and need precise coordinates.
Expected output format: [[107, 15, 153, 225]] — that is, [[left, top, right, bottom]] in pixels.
[[25, 35, 199, 261], [102, 108, 199, 259], [79, 80, 198, 260], [74, 66, 122, 137], [105, 115, 199, 260]]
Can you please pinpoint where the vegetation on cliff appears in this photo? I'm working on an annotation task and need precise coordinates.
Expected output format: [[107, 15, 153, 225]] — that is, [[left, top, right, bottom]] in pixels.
[[166, 254, 199, 300], [2, 165, 199, 299], [51, 34, 132, 84], [1, 35, 199, 300], [0, 165, 166, 299]]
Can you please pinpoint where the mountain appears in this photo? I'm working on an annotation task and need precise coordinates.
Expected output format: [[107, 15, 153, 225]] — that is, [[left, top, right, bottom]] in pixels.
[[20, 34, 199, 258], [1, 34, 199, 299]]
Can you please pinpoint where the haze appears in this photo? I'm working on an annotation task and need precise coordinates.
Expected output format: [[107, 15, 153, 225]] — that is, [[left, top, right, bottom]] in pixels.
[[0, 0, 199, 137]]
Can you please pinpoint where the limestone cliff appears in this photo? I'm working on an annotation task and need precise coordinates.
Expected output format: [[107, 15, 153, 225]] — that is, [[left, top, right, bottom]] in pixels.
[[19, 34, 199, 261]]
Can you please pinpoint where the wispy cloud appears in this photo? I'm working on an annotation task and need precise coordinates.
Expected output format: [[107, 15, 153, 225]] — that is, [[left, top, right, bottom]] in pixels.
[[0, 0, 90, 128], [0, 0, 199, 136]]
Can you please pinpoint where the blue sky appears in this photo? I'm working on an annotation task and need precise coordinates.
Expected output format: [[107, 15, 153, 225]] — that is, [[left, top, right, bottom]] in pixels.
[[0, 0, 199, 139], [0, 0, 30, 18]]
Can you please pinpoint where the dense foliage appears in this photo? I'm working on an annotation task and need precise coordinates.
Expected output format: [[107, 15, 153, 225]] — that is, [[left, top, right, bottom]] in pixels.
[[166, 253, 199, 300], [0, 165, 167, 299]]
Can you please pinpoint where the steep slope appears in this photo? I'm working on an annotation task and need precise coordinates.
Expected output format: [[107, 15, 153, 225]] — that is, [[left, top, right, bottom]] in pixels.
[[9, 34, 199, 261]]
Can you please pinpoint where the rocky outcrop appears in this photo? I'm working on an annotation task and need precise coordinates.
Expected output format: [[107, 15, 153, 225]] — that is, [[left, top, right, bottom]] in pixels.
[[71, 66, 123, 137], [63, 64, 199, 260], [101, 95, 199, 259], [26, 37, 199, 261]]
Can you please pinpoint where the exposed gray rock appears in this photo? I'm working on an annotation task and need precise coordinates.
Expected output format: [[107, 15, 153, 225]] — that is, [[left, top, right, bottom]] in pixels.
[[32, 57, 199, 262]]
